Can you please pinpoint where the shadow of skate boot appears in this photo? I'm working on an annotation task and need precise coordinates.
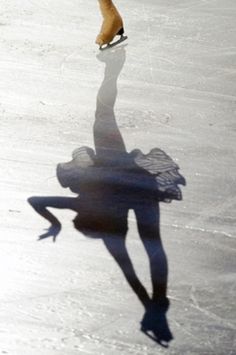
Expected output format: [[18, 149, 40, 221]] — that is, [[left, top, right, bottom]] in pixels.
[[96, 45, 126, 77], [96, 0, 126, 48], [141, 299, 173, 347]]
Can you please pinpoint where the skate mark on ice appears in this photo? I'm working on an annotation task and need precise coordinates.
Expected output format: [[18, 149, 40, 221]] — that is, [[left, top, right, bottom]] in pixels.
[[169, 0, 212, 15], [168, 223, 233, 239], [60, 50, 80, 75], [142, 4, 155, 84], [172, 291, 236, 331], [186, 195, 236, 237]]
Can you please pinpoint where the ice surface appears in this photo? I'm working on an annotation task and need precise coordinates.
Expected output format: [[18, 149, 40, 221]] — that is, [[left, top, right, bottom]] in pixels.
[[0, 0, 236, 354]]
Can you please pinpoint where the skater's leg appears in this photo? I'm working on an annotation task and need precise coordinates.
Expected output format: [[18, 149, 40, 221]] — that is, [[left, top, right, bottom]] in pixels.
[[96, 0, 124, 46]]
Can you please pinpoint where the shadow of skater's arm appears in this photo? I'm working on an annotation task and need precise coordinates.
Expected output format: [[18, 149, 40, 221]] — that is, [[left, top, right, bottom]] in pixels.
[[28, 196, 77, 241]]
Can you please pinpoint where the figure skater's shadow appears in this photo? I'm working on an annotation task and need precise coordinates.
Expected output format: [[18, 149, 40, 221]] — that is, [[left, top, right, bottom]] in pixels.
[[28, 46, 185, 347]]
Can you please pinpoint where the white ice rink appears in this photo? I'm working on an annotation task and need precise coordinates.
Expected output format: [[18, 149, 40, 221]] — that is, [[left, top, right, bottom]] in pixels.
[[0, 0, 236, 354]]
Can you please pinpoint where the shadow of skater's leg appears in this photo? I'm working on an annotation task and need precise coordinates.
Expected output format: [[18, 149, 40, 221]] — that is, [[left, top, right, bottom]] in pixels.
[[134, 203, 168, 304], [94, 48, 127, 162], [103, 236, 150, 308]]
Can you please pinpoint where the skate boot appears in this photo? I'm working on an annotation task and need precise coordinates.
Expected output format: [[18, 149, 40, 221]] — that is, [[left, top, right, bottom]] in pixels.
[[96, 0, 128, 50]]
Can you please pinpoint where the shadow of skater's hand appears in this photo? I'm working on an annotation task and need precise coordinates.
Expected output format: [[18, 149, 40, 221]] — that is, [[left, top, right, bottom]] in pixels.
[[38, 223, 61, 243], [141, 301, 173, 348]]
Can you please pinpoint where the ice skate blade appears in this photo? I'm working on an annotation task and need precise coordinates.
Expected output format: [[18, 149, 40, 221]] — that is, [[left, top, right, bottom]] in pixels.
[[99, 35, 128, 51], [141, 329, 169, 348]]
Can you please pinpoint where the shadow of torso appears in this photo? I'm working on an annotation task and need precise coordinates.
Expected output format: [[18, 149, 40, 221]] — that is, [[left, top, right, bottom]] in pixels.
[[57, 146, 158, 238]]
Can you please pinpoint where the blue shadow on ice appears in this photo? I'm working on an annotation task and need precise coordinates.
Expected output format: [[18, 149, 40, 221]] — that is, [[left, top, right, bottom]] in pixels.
[[28, 45, 186, 347]]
